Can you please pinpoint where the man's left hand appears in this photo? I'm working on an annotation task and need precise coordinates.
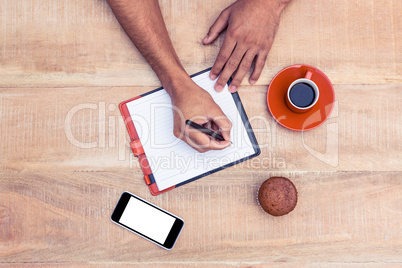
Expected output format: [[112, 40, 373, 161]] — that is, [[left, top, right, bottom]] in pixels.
[[203, 0, 290, 92]]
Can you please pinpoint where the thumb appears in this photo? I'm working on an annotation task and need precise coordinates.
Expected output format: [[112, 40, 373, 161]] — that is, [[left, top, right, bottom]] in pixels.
[[203, 10, 229, 45]]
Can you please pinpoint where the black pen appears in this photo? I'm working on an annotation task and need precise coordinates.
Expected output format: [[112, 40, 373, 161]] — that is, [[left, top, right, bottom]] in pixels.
[[186, 120, 228, 142]]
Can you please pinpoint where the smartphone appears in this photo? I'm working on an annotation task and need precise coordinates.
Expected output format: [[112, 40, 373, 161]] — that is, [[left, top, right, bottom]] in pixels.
[[111, 192, 184, 250]]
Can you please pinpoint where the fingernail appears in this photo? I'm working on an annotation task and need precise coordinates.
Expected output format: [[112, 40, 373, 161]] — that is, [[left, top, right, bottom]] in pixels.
[[210, 73, 217, 80], [202, 35, 209, 43], [230, 85, 237, 92], [250, 79, 256, 85], [216, 84, 223, 91]]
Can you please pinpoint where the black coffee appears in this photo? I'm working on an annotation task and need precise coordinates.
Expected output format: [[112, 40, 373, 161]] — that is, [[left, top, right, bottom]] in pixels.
[[289, 83, 315, 108]]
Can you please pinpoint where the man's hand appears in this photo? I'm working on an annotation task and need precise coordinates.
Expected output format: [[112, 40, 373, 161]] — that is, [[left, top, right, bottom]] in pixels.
[[168, 79, 232, 153], [203, 0, 290, 92], [107, 0, 234, 152]]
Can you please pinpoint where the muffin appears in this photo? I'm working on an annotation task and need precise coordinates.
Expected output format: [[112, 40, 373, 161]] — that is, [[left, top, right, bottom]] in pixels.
[[257, 177, 297, 216]]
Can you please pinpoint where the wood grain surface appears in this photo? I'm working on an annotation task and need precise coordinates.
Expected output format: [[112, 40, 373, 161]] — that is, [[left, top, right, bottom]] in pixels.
[[0, 0, 401, 267]]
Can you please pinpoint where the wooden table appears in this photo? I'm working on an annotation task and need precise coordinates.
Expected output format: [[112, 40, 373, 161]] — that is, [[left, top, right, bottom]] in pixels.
[[1, 0, 401, 266]]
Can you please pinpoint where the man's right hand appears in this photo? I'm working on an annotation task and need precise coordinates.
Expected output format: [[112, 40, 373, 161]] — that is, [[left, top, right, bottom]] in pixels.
[[168, 79, 232, 153], [106, 0, 233, 152]]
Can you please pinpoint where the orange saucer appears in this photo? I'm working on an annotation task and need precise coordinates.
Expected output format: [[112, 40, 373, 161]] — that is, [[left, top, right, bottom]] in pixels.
[[267, 64, 335, 131]]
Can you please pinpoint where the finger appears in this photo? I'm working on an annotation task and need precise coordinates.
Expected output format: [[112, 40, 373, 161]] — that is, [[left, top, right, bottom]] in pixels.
[[249, 51, 268, 85], [203, 10, 229, 45], [210, 121, 220, 132], [203, 121, 212, 130], [210, 36, 236, 82], [185, 129, 231, 152], [204, 121, 226, 143], [182, 133, 208, 153], [208, 113, 232, 142], [210, 121, 224, 142], [215, 46, 247, 92], [188, 115, 209, 126], [209, 139, 232, 150], [229, 50, 257, 92]]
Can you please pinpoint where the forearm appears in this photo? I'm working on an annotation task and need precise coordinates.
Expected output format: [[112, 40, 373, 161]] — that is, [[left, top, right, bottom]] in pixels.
[[107, 0, 189, 95]]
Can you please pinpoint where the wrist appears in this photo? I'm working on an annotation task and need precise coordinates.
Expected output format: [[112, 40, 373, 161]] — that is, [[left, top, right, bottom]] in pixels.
[[160, 68, 195, 97], [256, 0, 290, 13], [273, 0, 291, 12]]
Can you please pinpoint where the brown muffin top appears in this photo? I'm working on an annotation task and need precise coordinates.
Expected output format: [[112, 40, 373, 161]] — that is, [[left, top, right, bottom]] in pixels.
[[258, 177, 298, 216]]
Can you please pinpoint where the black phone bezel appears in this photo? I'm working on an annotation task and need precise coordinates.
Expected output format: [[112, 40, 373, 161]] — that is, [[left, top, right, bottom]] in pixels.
[[111, 192, 184, 249]]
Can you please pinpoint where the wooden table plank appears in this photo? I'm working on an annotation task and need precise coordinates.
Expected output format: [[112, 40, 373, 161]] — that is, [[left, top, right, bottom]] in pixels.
[[0, 170, 401, 264], [0, 85, 400, 172], [1, 265, 401, 268], [1, 0, 401, 266], [0, 0, 401, 87]]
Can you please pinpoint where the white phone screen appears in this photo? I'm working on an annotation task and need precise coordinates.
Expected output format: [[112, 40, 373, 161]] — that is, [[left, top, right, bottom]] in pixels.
[[119, 197, 176, 244]]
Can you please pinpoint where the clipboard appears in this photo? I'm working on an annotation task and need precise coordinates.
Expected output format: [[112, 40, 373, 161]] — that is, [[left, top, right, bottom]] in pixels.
[[119, 68, 261, 195]]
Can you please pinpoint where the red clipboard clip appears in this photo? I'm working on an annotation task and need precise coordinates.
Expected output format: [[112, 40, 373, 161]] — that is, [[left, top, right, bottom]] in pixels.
[[130, 140, 151, 186], [143, 175, 151, 185], [130, 140, 144, 157]]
